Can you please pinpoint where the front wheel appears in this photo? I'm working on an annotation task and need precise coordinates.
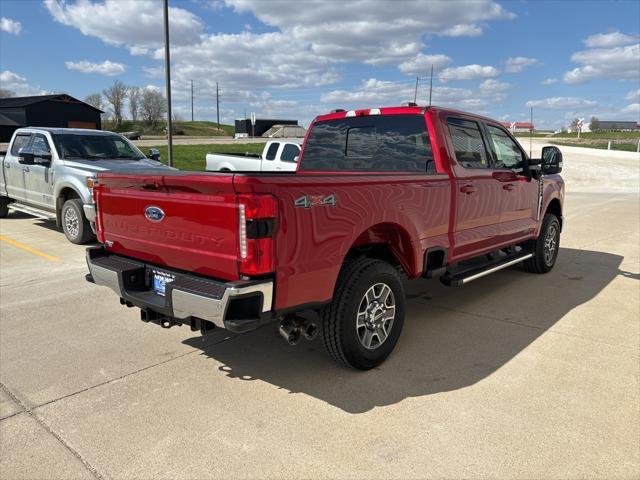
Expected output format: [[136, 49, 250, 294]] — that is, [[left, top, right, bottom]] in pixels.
[[524, 213, 560, 274], [61, 199, 94, 244], [320, 258, 405, 370]]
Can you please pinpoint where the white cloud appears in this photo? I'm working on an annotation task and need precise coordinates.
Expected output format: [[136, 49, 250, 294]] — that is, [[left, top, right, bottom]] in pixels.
[[525, 97, 598, 109], [398, 54, 452, 75], [440, 64, 500, 82], [44, 0, 203, 49], [226, 0, 514, 64], [541, 78, 557, 85], [625, 89, 640, 101], [65, 60, 126, 76], [320, 77, 507, 115], [564, 37, 639, 84], [620, 103, 639, 115], [504, 56, 539, 73], [584, 31, 637, 48], [479, 79, 510, 93], [0, 71, 49, 96], [0, 17, 21, 35]]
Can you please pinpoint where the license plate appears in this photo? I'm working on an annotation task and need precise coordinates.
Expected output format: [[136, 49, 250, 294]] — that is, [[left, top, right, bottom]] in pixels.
[[152, 271, 175, 297]]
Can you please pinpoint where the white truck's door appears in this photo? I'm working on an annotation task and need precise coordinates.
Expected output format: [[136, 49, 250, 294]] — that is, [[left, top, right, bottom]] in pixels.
[[3, 132, 31, 201], [276, 143, 301, 171], [24, 133, 55, 209], [260, 142, 280, 171]]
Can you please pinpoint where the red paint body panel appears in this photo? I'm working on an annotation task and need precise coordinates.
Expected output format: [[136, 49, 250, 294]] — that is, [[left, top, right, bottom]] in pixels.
[[94, 106, 564, 314]]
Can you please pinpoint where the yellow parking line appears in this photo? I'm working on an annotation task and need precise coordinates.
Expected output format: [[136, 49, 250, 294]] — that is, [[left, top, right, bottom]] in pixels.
[[0, 235, 62, 263]]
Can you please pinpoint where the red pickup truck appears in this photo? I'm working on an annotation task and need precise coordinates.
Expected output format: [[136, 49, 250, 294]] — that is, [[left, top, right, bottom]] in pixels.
[[86, 105, 564, 369]]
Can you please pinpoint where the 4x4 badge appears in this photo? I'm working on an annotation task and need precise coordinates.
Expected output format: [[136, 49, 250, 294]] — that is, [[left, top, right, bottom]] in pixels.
[[295, 194, 337, 208]]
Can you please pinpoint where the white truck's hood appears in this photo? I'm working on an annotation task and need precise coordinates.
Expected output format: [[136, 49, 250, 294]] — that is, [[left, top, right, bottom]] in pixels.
[[63, 158, 173, 173]]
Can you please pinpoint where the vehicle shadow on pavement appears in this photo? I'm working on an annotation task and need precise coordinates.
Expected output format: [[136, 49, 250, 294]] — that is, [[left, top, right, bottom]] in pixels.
[[183, 247, 629, 413]]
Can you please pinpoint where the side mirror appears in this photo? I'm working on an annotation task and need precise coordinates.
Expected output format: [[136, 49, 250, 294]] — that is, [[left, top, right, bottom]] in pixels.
[[148, 148, 161, 161], [17, 146, 35, 164], [293, 156, 299, 163], [34, 150, 52, 165], [541, 146, 563, 174]]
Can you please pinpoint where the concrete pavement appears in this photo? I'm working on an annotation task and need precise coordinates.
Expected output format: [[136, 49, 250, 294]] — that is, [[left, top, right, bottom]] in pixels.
[[0, 147, 638, 478]]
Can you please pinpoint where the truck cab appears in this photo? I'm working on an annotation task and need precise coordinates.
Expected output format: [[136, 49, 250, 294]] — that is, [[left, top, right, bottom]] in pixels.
[[0, 127, 171, 243]]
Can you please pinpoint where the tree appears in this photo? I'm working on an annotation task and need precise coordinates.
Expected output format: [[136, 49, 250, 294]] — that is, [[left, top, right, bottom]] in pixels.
[[570, 118, 580, 131], [128, 87, 141, 122], [139, 88, 167, 126], [84, 93, 104, 111], [589, 116, 600, 132], [103, 80, 127, 127], [0, 88, 15, 98]]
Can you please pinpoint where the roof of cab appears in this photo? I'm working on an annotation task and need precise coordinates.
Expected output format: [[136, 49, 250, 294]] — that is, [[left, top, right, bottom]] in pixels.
[[313, 105, 502, 126]]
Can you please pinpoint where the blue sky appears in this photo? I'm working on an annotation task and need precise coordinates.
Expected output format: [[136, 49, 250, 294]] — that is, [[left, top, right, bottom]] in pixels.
[[1, 0, 638, 129]]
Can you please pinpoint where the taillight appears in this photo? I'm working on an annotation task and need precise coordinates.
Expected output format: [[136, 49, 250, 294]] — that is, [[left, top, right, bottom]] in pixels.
[[237, 194, 277, 276]]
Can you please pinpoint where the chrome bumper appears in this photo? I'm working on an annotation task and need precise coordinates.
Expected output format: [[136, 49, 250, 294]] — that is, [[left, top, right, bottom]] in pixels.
[[83, 203, 96, 222], [85, 247, 273, 332]]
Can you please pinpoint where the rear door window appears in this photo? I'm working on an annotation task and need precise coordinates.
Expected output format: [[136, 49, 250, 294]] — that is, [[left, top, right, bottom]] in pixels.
[[265, 143, 279, 161], [281, 143, 300, 162], [447, 118, 489, 169], [300, 114, 435, 173], [11, 134, 31, 155]]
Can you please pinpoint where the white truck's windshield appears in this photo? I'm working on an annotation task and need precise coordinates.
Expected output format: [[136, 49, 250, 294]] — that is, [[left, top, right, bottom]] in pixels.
[[53, 133, 145, 160]]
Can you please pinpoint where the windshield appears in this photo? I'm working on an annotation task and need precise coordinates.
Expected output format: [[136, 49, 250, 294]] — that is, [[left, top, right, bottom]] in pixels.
[[53, 133, 146, 160]]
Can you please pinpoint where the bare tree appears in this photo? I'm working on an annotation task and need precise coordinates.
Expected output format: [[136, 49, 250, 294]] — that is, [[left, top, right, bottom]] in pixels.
[[140, 88, 167, 126], [0, 88, 15, 98], [84, 93, 104, 111], [128, 87, 141, 122], [103, 80, 127, 127]]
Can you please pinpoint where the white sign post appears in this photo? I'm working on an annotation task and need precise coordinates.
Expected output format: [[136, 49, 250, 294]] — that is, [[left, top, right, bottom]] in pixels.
[[577, 117, 584, 139], [250, 112, 256, 138], [509, 122, 516, 134]]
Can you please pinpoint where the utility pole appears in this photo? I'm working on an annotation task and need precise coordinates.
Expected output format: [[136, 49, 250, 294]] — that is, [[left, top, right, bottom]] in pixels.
[[190, 80, 194, 122], [428, 64, 434, 106], [163, 0, 173, 167], [413, 76, 419, 103], [530, 106, 533, 158], [216, 81, 220, 132]]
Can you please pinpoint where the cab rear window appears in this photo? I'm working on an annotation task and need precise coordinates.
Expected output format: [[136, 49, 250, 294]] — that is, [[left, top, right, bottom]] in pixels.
[[300, 114, 435, 173]]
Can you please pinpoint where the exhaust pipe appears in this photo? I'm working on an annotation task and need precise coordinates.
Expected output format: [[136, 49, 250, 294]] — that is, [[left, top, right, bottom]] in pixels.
[[279, 317, 302, 345], [302, 319, 318, 341]]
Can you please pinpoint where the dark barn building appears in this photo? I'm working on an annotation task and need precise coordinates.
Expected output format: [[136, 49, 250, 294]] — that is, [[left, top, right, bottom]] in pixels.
[[235, 118, 298, 137], [0, 94, 103, 142]]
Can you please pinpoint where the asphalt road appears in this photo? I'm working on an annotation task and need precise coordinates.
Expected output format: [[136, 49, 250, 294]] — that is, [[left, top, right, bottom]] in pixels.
[[1, 146, 638, 478]]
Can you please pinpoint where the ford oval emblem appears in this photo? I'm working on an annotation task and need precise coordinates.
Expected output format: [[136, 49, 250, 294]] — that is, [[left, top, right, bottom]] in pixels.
[[144, 206, 165, 222]]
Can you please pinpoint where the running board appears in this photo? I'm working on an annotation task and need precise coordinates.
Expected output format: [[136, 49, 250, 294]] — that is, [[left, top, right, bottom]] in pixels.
[[8, 203, 56, 221], [440, 253, 533, 287]]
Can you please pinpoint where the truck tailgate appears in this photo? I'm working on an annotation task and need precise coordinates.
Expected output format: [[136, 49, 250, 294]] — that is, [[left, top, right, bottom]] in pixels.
[[95, 172, 240, 281]]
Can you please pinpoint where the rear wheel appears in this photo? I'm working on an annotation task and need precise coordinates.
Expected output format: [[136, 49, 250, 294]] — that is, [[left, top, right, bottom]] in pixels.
[[320, 258, 405, 370], [524, 213, 560, 274], [0, 197, 9, 218], [61, 199, 94, 244]]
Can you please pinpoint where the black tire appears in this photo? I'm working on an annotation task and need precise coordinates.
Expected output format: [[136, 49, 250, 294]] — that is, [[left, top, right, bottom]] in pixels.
[[524, 213, 560, 274], [0, 197, 9, 218], [61, 199, 94, 244], [320, 258, 406, 370]]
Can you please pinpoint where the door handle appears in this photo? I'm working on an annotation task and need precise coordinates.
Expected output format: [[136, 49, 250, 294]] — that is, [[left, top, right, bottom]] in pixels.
[[4, 163, 9, 169], [460, 185, 477, 194], [23, 166, 30, 173], [502, 183, 516, 191]]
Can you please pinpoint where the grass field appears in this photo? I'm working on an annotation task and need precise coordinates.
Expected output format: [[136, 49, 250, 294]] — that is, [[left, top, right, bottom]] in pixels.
[[550, 140, 639, 152], [147, 143, 266, 171], [552, 131, 640, 139], [104, 120, 235, 137]]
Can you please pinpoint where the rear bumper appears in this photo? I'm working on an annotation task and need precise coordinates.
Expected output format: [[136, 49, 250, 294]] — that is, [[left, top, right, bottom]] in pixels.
[[85, 247, 274, 333]]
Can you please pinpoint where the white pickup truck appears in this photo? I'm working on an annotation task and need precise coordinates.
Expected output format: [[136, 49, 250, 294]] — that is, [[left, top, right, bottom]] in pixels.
[[205, 140, 301, 172]]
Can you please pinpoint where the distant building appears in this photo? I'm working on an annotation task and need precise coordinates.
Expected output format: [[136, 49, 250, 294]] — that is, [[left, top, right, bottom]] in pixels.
[[501, 122, 535, 133], [235, 118, 298, 137], [595, 121, 640, 131], [0, 94, 103, 142]]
